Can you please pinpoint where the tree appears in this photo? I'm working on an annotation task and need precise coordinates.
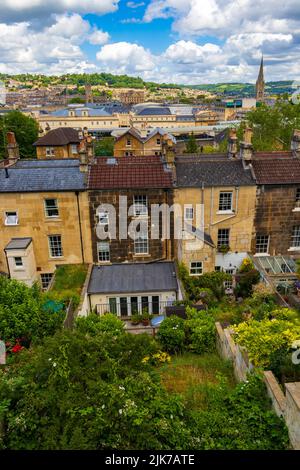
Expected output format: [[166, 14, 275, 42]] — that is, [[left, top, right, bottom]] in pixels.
[[94, 137, 114, 157], [185, 133, 199, 153], [0, 110, 39, 159]]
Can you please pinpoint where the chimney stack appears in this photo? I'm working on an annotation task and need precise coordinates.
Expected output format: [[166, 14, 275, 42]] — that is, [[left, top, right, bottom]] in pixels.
[[239, 127, 253, 164], [162, 133, 176, 184], [227, 128, 238, 159], [6, 132, 20, 162], [291, 130, 300, 158], [79, 140, 89, 172]]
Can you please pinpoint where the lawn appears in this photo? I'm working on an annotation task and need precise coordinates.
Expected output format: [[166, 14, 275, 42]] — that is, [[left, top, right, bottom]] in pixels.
[[159, 352, 235, 411], [48, 264, 88, 306]]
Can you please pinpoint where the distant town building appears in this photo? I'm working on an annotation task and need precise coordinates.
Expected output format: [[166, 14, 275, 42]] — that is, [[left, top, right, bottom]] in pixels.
[[117, 89, 145, 105]]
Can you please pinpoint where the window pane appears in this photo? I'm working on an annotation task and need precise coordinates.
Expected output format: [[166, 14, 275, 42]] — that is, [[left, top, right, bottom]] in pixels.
[[256, 235, 269, 253], [134, 234, 149, 254], [109, 298, 117, 315], [217, 229, 230, 247], [40, 273, 53, 290], [133, 195, 148, 216], [141, 296, 149, 313], [130, 297, 139, 315], [5, 211, 18, 225], [120, 297, 128, 316], [219, 192, 233, 211], [152, 296, 159, 314], [48, 235, 63, 257], [97, 242, 110, 262], [45, 199, 59, 217], [190, 261, 203, 275], [14, 257, 23, 266], [185, 207, 194, 220], [292, 226, 300, 247]]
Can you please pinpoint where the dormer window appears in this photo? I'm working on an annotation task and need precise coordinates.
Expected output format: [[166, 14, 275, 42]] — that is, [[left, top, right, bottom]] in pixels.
[[5, 211, 18, 226]]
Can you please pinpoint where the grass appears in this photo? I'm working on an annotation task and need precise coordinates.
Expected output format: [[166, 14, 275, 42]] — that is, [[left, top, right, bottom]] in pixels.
[[48, 264, 88, 306], [159, 352, 235, 411]]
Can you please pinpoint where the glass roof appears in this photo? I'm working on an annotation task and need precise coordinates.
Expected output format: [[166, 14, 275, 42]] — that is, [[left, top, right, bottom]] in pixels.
[[252, 255, 297, 276]]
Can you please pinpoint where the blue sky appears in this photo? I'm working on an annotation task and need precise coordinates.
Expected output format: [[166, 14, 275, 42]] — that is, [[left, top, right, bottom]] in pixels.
[[0, 1, 300, 84]]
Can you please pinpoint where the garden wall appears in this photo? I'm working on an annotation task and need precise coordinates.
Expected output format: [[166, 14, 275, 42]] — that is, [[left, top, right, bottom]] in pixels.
[[216, 322, 300, 450]]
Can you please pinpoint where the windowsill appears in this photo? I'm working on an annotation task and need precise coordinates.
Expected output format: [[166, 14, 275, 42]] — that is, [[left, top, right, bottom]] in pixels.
[[132, 215, 149, 219], [190, 273, 203, 276], [14, 268, 25, 271], [292, 208, 300, 212], [216, 210, 234, 215], [49, 256, 64, 260], [288, 247, 300, 252], [254, 253, 270, 256], [133, 254, 151, 257], [97, 261, 111, 265], [45, 217, 61, 221]]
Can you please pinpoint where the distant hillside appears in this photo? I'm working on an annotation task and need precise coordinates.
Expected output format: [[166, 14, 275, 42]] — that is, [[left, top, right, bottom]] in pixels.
[[0, 73, 295, 97], [188, 81, 294, 96]]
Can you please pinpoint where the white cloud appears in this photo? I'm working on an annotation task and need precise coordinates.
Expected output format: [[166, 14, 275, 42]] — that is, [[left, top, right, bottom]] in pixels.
[[96, 42, 155, 73], [0, 0, 119, 20], [126, 1, 145, 8], [89, 29, 110, 46]]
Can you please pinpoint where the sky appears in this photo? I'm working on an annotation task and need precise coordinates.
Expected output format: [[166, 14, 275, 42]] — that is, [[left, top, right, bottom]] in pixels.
[[0, 0, 300, 84]]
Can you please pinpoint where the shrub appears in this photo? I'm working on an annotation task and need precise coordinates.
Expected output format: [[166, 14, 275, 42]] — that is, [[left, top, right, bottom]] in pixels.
[[233, 318, 300, 368], [0, 277, 64, 343], [234, 269, 260, 298], [157, 316, 186, 353], [185, 308, 216, 354], [75, 313, 124, 337]]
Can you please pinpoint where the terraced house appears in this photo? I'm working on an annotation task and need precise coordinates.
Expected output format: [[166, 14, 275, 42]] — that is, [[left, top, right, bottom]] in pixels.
[[174, 129, 257, 276], [0, 157, 92, 288]]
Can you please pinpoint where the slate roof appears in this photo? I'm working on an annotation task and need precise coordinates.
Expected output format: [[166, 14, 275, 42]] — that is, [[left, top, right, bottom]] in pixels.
[[176, 156, 255, 187], [137, 107, 171, 116], [33, 128, 80, 147], [115, 127, 176, 144], [0, 160, 86, 193], [252, 157, 300, 184], [88, 155, 173, 189], [50, 107, 111, 117], [5, 238, 32, 250], [88, 262, 178, 294]]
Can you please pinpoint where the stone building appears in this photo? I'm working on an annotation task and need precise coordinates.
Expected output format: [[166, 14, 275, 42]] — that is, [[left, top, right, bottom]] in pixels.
[[87, 155, 174, 265], [174, 129, 257, 275], [251, 130, 300, 257], [0, 158, 92, 287], [113, 127, 176, 157], [34, 127, 81, 159]]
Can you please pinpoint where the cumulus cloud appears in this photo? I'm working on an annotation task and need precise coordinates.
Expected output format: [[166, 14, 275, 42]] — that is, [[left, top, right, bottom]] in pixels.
[[0, 14, 107, 74], [0, 0, 119, 21], [89, 29, 110, 46], [96, 42, 155, 73]]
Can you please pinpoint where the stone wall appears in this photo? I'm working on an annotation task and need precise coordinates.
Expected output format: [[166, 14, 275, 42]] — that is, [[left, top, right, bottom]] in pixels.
[[216, 322, 300, 450], [253, 184, 300, 256], [88, 188, 174, 264]]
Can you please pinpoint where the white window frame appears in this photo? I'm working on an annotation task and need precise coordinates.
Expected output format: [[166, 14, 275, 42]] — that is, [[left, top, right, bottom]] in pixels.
[[126, 139, 131, 147], [134, 235, 149, 255], [98, 211, 109, 225], [217, 228, 230, 248], [48, 235, 63, 258], [190, 261, 203, 276], [46, 147, 55, 157], [218, 191, 233, 213], [97, 242, 110, 262], [184, 206, 194, 221], [5, 211, 18, 226], [133, 195, 148, 217], [14, 256, 23, 268], [71, 144, 78, 154], [40, 273, 53, 290], [255, 234, 270, 255], [289, 226, 300, 251], [44, 199, 59, 218]]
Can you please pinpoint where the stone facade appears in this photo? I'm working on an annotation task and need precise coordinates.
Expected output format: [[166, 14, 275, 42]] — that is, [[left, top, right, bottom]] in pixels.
[[174, 184, 257, 273], [252, 184, 300, 256], [114, 131, 167, 157], [0, 191, 93, 279], [89, 189, 174, 264], [36, 144, 80, 159]]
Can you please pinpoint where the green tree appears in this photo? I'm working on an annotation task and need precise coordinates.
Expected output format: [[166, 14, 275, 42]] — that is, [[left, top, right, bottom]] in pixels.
[[0, 110, 39, 159], [94, 137, 114, 157], [185, 133, 199, 153]]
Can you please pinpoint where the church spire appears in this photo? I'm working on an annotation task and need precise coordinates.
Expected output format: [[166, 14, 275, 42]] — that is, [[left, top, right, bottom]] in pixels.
[[256, 55, 265, 102]]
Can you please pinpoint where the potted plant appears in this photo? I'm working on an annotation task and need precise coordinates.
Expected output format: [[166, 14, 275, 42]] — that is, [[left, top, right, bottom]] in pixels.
[[218, 244, 230, 254], [141, 312, 151, 326], [131, 313, 141, 325]]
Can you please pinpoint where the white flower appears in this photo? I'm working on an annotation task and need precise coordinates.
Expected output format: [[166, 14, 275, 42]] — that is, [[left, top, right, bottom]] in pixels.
[[101, 404, 105, 409], [53, 362, 57, 367], [119, 386, 125, 390], [119, 409, 123, 415], [48, 358, 52, 362]]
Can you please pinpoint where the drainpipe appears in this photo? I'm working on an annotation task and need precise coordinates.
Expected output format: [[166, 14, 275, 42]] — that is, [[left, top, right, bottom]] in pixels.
[[4, 250, 11, 279], [75, 191, 85, 263]]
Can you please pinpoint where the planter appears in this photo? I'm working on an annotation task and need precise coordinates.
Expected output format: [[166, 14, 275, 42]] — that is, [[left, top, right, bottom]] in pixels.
[[142, 320, 150, 326]]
